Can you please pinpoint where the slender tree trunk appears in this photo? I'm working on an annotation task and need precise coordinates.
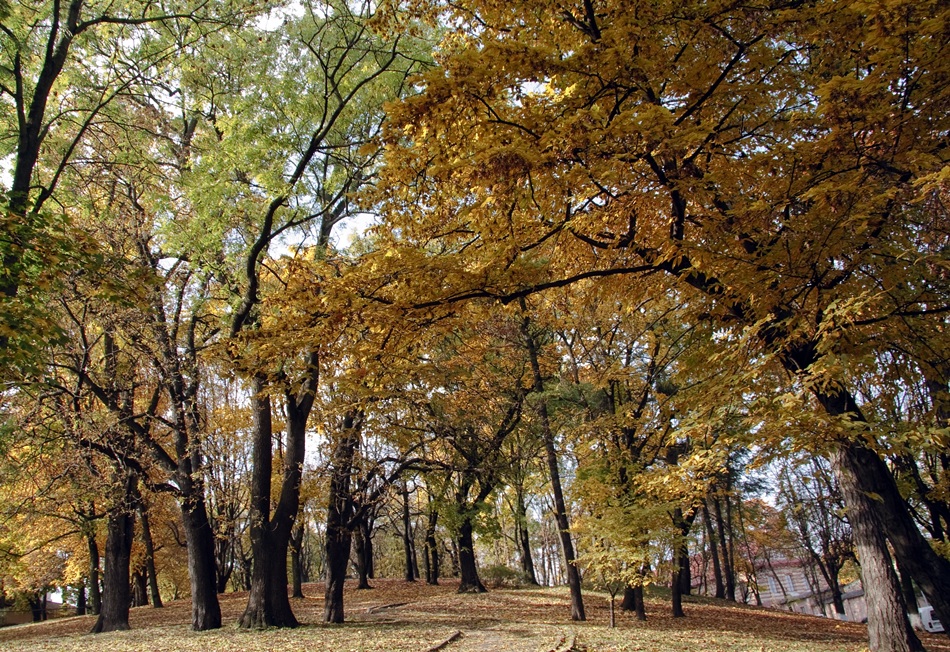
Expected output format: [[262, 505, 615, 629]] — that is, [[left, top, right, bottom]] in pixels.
[[91, 493, 134, 633], [132, 569, 148, 607], [291, 519, 305, 598], [713, 495, 735, 601], [704, 504, 725, 598], [354, 518, 373, 589], [521, 308, 586, 621], [137, 505, 163, 608], [671, 507, 689, 618], [457, 517, 487, 593], [402, 483, 416, 582], [424, 503, 440, 585], [87, 532, 101, 616], [76, 582, 87, 616], [515, 489, 539, 584]]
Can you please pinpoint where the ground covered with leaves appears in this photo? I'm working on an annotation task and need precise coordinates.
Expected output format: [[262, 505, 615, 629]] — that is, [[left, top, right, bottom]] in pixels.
[[1, 579, 947, 652]]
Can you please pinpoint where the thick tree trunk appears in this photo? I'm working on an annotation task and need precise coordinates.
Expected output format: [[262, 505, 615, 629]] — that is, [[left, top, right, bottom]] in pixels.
[[76, 582, 87, 616], [784, 345, 950, 638], [324, 412, 359, 623], [91, 500, 134, 633], [324, 516, 353, 622], [181, 497, 222, 630], [137, 505, 163, 608], [830, 445, 923, 651], [457, 517, 487, 593], [621, 584, 647, 620]]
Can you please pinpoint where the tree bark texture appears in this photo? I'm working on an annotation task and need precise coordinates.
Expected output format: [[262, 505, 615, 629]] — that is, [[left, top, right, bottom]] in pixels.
[[91, 495, 134, 633], [457, 517, 487, 593], [324, 411, 360, 623], [830, 445, 923, 652]]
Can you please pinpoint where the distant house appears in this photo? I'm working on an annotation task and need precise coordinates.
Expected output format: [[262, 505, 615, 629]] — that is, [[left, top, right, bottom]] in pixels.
[[0, 599, 65, 627]]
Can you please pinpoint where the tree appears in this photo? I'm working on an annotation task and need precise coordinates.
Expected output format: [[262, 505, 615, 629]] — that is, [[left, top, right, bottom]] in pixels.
[[188, 0, 422, 627], [374, 1, 950, 648], [0, 0, 251, 366]]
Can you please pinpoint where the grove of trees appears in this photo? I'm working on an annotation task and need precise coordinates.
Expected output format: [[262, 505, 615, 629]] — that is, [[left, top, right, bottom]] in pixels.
[[1, 1, 947, 651]]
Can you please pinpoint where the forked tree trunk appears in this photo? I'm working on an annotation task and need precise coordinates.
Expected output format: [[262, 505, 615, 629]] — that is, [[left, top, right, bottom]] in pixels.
[[91, 495, 134, 633], [830, 445, 923, 652], [239, 375, 298, 629], [457, 517, 486, 593], [784, 345, 950, 641], [713, 495, 735, 601], [671, 507, 689, 618]]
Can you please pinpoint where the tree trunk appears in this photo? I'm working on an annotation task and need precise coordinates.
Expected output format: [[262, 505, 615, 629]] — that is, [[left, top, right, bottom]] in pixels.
[[457, 517, 487, 593], [704, 504, 725, 598], [354, 519, 373, 590], [515, 489, 539, 584], [521, 309, 586, 620], [671, 507, 690, 618], [830, 445, 923, 652], [239, 375, 298, 629], [76, 582, 87, 616], [713, 495, 735, 601], [324, 411, 360, 623], [291, 519, 305, 598], [402, 483, 416, 582], [87, 532, 101, 616], [424, 504, 440, 585], [132, 569, 148, 607], [181, 497, 222, 630], [784, 345, 950, 638], [897, 556, 920, 629], [91, 498, 134, 633], [137, 505, 163, 608]]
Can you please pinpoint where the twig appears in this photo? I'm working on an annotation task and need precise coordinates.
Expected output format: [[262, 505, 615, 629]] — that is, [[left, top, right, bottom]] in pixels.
[[423, 630, 463, 651]]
